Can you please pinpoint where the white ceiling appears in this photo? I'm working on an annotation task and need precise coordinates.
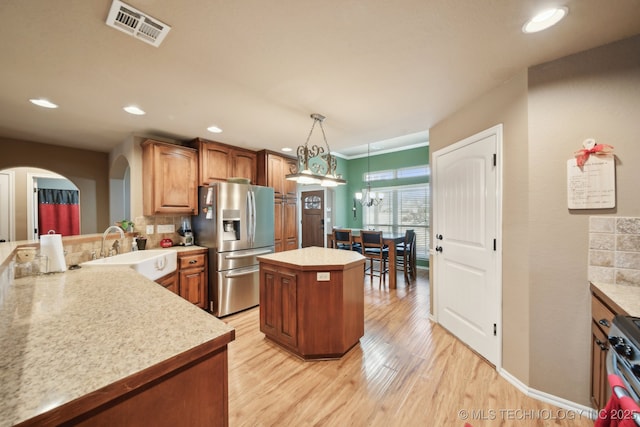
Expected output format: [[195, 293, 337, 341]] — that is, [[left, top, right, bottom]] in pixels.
[[0, 1, 638, 158]]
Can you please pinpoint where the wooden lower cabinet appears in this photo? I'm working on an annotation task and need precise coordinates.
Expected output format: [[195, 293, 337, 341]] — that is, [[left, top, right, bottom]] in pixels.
[[260, 264, 298, 349], [591, 321, 609, 410], [157, 271, 178, 294], [283, 198, 298, 251], [590, 284, 626, 410], [259, 252, 365, 359], [178, 250, 207, 308], [22, 336, 233, 427], [274, 197, 298, 252]]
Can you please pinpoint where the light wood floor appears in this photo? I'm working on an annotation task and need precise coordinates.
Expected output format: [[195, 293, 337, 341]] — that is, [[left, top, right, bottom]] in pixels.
[[223, 270, 594, 427]]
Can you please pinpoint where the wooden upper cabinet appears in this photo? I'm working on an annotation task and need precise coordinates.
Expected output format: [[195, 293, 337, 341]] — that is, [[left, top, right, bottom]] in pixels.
[[200, 142, 230, 183], [191, 138, 256, 185], [257, 150, 299, 252], [267, 153, 285, 198], [283, 157, 298, 198], [257, 150, 298, 199], [141, 140, 198, 216], [233, 150, 257, 183]]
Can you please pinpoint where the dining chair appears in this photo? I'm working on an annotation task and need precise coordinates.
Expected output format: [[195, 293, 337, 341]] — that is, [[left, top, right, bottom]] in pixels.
[[333, 229, 362, 253], [396, 229, 416, 281], [360, 230, 389, 286]]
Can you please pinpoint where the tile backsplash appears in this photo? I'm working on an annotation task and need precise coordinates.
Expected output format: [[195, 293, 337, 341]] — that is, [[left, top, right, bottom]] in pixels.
[[589, 216, 640, 286], [12, 215, 187, 278], [133, 215, 186, 249]]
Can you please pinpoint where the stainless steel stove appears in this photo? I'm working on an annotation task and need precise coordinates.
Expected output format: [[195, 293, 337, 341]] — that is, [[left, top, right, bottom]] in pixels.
[[607, 315, 640, 425]]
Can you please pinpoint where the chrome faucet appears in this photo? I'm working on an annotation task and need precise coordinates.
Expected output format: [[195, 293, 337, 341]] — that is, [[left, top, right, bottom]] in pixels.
[[101, 225, 125, 257]]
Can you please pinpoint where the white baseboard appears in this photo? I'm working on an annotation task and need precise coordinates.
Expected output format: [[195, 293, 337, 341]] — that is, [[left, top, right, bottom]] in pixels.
[[498, 368, 598, 420]]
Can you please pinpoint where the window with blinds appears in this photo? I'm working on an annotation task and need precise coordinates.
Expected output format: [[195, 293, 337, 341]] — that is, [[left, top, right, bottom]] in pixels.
[[362, 183, 430, 260]]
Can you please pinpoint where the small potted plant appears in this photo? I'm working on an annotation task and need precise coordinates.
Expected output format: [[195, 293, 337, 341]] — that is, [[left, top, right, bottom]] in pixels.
[[118, 220, 134, 232]]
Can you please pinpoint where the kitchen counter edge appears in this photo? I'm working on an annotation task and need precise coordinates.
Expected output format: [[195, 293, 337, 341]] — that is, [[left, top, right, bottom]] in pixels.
[[590, 281, 640, 317]]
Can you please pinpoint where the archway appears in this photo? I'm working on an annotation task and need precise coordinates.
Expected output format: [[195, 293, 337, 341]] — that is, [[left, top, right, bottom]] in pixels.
[[109, 155, 131, 226], [0, 167, 81, 241]]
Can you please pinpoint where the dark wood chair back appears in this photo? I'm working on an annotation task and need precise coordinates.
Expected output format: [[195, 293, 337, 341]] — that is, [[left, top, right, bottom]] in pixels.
[[333, 229, 353, 250], [360, 230, 388, 286]]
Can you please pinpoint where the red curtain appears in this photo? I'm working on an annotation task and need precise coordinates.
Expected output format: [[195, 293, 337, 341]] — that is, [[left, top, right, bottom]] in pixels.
[[38, 188, 80, 236]]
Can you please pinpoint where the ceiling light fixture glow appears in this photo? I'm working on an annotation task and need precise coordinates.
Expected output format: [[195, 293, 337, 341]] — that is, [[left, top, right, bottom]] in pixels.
[[123, 105, 146, 115], [29, 98, 58, 109], [523, 7, 567, 33], [207, 125, 223, 133]]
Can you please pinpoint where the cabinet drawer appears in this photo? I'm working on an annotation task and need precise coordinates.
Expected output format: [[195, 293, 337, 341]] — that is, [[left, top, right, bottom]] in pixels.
[[591, 295, 615, 334], [179, 253, 206, 269]]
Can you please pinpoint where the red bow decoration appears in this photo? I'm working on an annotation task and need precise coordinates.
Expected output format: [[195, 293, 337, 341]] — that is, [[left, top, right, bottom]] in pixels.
[[575, 143, 614, 168]]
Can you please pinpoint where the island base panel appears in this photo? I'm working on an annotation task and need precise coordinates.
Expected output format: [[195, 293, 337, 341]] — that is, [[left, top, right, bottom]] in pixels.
[[27, 347, 230, 427]]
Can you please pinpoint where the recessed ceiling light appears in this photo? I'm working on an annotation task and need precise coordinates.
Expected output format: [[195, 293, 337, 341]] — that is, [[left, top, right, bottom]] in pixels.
[[123, 105, 146, 115], [523, 7, 568, 33], [281, 147, 293, 152], [207, 125, 223, 133], [29, 98, 58, 109]]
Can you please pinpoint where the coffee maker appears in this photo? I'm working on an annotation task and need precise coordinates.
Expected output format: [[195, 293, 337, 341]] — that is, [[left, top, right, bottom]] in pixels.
[[178, 217, 194, 246]]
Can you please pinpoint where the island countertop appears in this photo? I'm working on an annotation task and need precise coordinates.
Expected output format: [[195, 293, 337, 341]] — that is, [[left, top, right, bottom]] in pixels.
[[257, 246, 364, 270], [0, 265, 234, 426]]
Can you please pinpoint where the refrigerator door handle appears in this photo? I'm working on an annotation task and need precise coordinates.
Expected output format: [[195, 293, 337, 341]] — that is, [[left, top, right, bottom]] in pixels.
[[246, 189, 253, 245], [225, 249, 273, 259], [249, 188, 257, 246], [224, 266, 259, 278], [224, 248, 273, 259]]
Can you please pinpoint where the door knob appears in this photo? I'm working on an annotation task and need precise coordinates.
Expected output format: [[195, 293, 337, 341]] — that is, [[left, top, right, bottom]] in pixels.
[[436, 234, 443, 240], [435, 246, 443, 253]]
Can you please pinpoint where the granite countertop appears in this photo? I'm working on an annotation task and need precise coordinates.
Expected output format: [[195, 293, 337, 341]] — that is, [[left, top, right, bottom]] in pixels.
[[258, 246, 365, 270], [591, 281, 640, 317], [0, 266, 234, 426], [168, 245, 208, 253]]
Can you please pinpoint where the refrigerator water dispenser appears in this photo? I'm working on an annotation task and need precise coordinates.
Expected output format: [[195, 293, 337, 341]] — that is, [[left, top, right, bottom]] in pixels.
[[223, 219, 240, 241]]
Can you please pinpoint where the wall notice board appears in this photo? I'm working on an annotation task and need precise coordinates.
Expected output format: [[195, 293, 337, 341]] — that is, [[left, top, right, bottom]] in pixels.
[[567, 155, 616, 209]]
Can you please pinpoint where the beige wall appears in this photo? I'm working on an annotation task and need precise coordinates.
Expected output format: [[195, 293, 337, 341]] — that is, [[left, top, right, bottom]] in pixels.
[[430, 71, 531, 384], [430, 34, 640, 405], [109, 134, 144, 220], [527, 35, 640, 404], [1, 138, 109, 238]]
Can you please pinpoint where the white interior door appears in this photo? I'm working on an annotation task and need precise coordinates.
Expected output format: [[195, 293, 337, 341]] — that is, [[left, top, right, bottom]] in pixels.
[[433, 125, 502, 366]]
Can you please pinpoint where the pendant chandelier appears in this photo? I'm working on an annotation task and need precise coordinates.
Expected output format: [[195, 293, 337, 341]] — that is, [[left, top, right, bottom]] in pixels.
[[285, 113, 346, 187], [355, 143, 384, 206]]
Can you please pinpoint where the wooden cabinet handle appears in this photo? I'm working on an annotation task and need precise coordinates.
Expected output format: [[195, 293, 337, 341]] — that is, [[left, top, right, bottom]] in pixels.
[[598, 319, 610, 328]]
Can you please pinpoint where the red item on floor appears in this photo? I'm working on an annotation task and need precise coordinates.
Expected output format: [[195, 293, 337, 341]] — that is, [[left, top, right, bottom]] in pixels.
[[595, 374, 639, 427]]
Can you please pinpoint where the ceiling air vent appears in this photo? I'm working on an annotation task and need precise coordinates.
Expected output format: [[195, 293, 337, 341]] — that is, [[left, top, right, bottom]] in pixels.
[[106, 0, 171, 47]]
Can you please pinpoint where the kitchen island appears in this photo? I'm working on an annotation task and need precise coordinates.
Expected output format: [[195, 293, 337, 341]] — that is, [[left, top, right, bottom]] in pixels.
[[257, 247, 365, 360], [0, 263, 235, 427]]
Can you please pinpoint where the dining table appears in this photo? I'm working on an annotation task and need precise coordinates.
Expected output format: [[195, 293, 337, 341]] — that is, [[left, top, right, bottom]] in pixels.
[[328, 229, 405, 289]]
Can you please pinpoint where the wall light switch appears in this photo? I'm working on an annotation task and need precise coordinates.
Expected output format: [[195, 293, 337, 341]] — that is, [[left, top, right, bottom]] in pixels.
[[316, 272, 330, 281], [157, 224, 175, 234], [146, 225, 154, 235]]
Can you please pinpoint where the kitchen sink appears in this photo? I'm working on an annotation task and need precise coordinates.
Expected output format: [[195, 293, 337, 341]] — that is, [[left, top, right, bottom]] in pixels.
[[81, 249, 177, 281]]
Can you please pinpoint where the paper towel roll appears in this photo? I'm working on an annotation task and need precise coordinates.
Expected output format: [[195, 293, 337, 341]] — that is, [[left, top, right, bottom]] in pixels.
[[40, 233, 66, 273]]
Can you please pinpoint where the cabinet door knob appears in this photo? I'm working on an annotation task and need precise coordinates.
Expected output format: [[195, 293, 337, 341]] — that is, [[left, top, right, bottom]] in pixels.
[[595, 339, 608, 351], [189, 259, 197, 264], [598, 319, 610, 328]]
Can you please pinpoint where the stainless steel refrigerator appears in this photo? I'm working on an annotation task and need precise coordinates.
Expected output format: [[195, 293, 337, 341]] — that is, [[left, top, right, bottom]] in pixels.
[[192, 182, 275, 317]]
